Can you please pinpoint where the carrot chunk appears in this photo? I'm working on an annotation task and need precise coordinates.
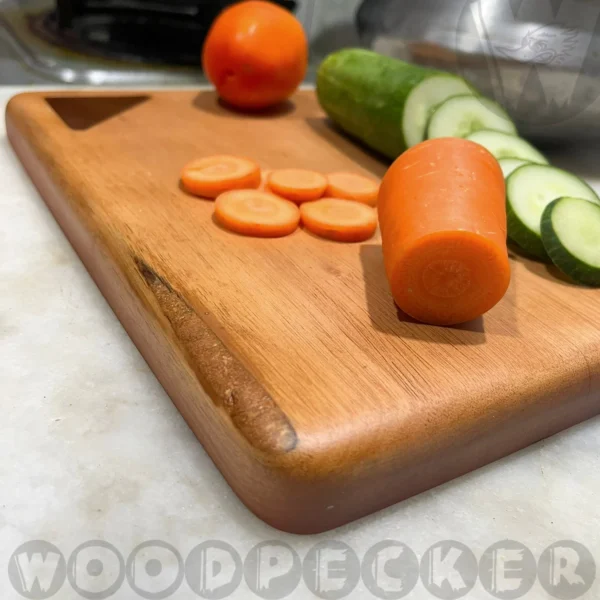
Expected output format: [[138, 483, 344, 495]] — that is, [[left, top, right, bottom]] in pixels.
[[378, 137, 510, 326], [267, 169, 328, 203], [214, 189, 300, 237], [326, 172, 380, 206], [181, 155, 261, 198], [300, 198, 377, 242]]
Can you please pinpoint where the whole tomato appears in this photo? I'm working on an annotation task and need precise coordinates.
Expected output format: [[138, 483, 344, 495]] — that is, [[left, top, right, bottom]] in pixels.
[[202, 1, 309, 110]]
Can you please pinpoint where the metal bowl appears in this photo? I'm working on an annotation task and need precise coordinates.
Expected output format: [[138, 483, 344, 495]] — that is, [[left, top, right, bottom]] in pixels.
[[357, 0, 600, 141]]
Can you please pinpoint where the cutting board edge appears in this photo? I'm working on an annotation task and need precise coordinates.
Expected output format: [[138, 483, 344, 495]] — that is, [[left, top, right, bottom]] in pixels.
[[6, 98, 322, 532], [5, 92, 303, 458]]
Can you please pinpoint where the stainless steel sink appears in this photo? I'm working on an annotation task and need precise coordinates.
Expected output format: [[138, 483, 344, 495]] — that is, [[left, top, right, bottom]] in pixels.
[[357, 0, 600, 141]]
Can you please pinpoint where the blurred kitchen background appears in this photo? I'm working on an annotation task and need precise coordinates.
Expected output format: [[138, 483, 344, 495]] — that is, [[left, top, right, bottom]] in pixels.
[[3, 0, 600, 142], [0, 0, 364, 85]]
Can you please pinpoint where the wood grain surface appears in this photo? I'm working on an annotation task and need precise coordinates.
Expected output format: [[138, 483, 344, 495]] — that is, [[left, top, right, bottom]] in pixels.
[[6, 90, 600, 533]]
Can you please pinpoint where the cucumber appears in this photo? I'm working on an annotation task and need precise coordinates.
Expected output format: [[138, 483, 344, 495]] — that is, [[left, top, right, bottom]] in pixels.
[[427, 95, 517, 140], [506, 164, 600, 260], [466, 130, 548, 164], [541, 197, 600, 286], [403, 75, 476, 148], [316, 49, 473, 158], [498, 158, 530, 178]]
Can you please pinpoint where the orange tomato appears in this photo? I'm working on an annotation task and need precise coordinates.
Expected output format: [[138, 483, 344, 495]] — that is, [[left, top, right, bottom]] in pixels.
[[202, 1, 308, 110]]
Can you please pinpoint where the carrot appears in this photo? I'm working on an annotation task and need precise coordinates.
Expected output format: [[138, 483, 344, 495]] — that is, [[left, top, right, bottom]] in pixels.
[[326, 172, 380, 206], [300, 198, 377, 242], [214, 189, 300, 237], [181, 155, 261, 198], [267, 169, 328, 203], [378, 137, 510, 326]]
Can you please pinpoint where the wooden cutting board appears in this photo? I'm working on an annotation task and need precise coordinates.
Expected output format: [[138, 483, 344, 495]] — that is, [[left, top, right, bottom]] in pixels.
[[7, 90, 600, 534]]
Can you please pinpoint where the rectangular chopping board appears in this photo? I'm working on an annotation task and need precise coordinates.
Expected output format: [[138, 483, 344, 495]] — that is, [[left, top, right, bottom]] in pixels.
[[6, 90, 600, 534]]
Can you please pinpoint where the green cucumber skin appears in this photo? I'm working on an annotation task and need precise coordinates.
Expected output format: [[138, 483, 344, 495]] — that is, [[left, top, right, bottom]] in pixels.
[[541, 199, 600, 286], [316, 49, 438, 159], [506, 198, 552, 262]]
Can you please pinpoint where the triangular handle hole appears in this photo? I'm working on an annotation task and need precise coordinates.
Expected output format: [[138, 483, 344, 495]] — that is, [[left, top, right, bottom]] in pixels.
[[45, 95, 149, 131]]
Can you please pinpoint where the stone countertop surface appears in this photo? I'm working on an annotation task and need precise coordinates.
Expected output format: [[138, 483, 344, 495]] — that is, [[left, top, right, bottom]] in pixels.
[[1, 85, 600, 600]]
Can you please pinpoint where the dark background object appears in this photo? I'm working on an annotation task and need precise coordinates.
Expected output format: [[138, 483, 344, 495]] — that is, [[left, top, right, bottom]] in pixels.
[[30, 0, 297, 66]]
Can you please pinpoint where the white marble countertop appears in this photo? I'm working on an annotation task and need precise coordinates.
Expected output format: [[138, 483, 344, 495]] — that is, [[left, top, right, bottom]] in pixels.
[[1, 86, 600, 600]]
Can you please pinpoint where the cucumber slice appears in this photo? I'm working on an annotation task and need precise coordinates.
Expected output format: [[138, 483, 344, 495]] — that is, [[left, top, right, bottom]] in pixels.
[[541, 197, 600, 286], [466, 130, 548, 164], [506, 164, 600, 260], [427, 95, 517, 139], [403, 75, 475, 148], [498, 158, 530, 178]]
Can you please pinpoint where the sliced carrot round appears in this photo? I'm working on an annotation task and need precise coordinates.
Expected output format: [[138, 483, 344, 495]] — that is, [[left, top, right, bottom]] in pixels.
[[181, 155, 261, 199], [267, 169, 328, 203], [300, 198, 377, 243], [326, 172, 380, 206], [214, 189, 300, 238]]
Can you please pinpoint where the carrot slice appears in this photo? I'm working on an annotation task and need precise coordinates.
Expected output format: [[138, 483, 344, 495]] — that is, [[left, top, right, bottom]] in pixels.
[[326, 172, 380, 206], [378, 137, 510, 326], [214, 189, 300, 238], [267, 169, 328, 203], [181, 155, 261, 198], [300, 198, 377, 242]]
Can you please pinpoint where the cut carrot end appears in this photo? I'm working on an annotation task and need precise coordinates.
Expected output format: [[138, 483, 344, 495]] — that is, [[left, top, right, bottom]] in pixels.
[[326, 172, 380, 206], [300, 198, 378, 243], [214, 189, 300, 238], [267, 168, 328, 203], [181, 155, 261, 198], [391, 232, 511, 326]]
